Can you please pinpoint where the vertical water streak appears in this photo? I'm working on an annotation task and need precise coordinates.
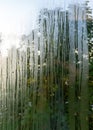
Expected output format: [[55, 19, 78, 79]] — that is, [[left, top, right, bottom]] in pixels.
[[80, 5, 89, 130], [68, 4, 76, 130]]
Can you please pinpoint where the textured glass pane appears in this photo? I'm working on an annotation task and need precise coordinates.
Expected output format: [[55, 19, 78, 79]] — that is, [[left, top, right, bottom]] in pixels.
[[0, 0, 92, 130]]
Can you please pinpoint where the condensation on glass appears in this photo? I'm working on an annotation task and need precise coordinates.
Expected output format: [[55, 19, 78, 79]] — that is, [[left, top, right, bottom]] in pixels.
[[0, 0, 92, 130]]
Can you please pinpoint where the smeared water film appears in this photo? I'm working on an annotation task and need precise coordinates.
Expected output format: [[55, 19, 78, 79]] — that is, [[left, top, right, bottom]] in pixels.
[[0, 0, 93, 130]]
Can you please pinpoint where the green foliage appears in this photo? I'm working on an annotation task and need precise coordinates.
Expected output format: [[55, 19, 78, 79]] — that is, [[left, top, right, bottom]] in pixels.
[[86, 1, 93, 129]]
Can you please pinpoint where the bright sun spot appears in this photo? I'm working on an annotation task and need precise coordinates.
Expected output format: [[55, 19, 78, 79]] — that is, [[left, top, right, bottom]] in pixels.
[[0, 2, 38, 56], [0, 34, 21, 56]]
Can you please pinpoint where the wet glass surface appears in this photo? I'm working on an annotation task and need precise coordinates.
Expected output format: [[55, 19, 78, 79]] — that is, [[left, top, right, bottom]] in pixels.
[[0, 0, 93, 130]]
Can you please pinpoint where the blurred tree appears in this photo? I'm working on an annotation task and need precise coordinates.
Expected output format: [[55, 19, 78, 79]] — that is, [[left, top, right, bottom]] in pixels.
[[86, 1, 93, 130]]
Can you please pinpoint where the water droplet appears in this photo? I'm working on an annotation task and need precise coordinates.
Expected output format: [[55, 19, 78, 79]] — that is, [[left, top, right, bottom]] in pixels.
[[37, 32, 41, 37]]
